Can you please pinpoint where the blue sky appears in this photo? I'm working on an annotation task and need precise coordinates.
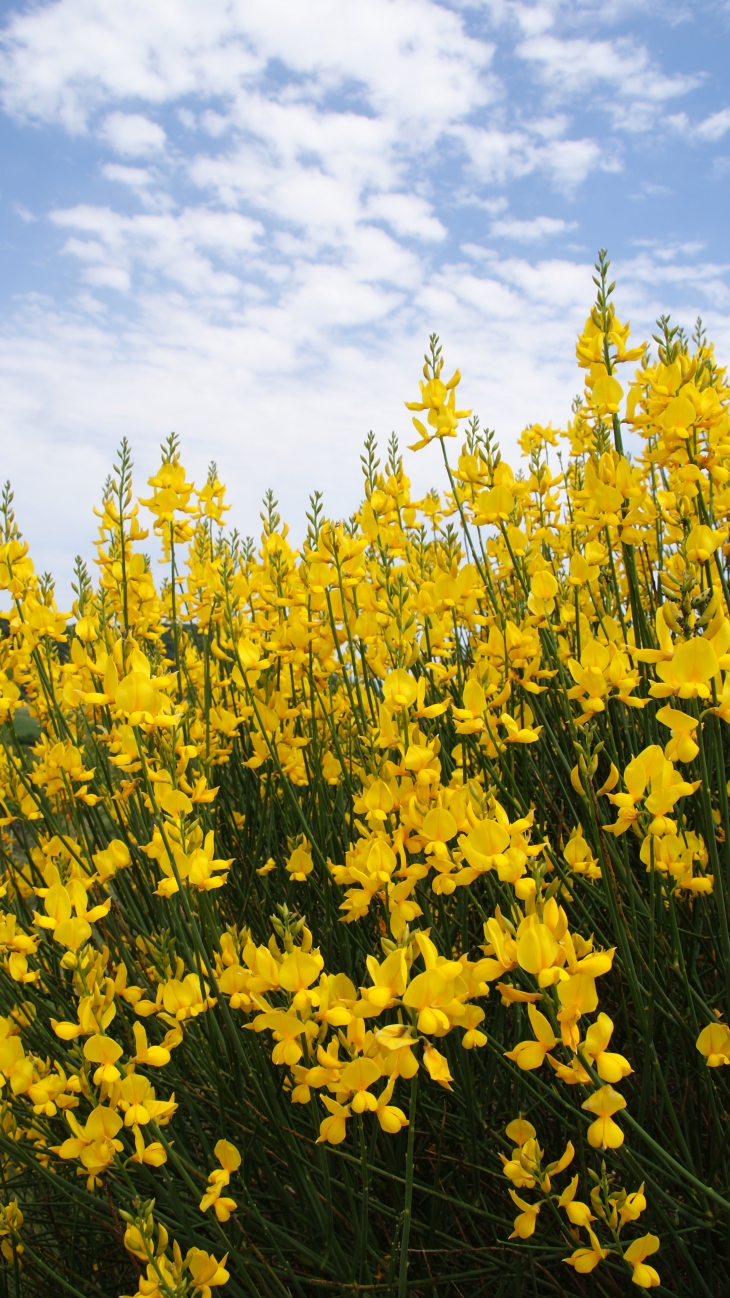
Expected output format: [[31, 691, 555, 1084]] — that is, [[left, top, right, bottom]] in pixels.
[[1, 0, 729, 602]]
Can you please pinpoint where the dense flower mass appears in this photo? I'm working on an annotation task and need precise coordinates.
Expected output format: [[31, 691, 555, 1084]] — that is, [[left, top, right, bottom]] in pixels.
[[0, 255, 727, 1295]]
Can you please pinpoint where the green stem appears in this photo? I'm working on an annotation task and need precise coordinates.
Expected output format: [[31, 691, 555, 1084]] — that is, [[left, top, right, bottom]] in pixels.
[[397, 1074, 418, 1298]]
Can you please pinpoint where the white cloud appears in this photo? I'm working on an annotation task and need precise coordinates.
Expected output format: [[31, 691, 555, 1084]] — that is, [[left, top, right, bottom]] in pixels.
[[696, 108, 730, 141], [619, 251, 730, 310], [101, 162, 154, 186], [0, 0, 257, 130], [100, 111, 166, 156], [3, 241, 728, 611], [694, 107, 730, 142], [84, 264, 131, 292], [0, 0, 496, 131], [490, 214, 577, 241], [12, 201, 36, 222], [518, 32, 700, 130], [51, 205, 264, 296], [514, 3, 557, 38], [0, 255, 590, 601], [0, 0, 608, 218], [629, 236, 706, 263], [0, 0, 727, 602], [458, 121, 610, 191], [363, 193, 447, 242], [636, 180, 673, 196], [541, 136, 612, 187], [669, 105, 730, 143]]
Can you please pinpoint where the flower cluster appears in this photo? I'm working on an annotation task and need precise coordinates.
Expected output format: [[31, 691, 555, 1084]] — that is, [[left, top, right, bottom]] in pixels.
[[0, 261, 726, 1293]]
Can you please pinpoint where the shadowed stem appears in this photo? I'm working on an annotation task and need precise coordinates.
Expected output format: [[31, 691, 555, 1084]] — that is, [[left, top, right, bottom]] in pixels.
[[397, 1073, 418, 1298]]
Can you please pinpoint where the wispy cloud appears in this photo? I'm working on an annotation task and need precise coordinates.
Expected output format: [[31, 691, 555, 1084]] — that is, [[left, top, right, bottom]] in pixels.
[[517, 31, 701, 131], [490, 214, 577, 241], [101, 163, 155, 187], [100, 111, 166, 157], [670, 106, 730, 142]]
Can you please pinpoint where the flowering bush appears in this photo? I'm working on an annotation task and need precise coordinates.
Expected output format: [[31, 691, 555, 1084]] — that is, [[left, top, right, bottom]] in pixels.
[[0, 253, 727, 1296]]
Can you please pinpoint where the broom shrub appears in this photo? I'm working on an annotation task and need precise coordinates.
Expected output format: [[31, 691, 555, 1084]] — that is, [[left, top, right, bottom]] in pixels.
[[0, 254, 727, 1296]]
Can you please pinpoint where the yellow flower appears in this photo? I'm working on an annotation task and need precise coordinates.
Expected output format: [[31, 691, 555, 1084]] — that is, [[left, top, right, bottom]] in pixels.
[[83, 1034, 123, 1086], [199, 1140, 241, 1222], [505, 1117, 536, 1147], [340, 1057, 382, 1112], [374, 1077, 408, 1132], [460, 1004, 487, 1049], [472, 484, 515, 524], [459, 821, 511, 878], [652, 637, 719, 700], [563, 1226, 609, 1274], [696, 1021, 730, 1067], [685, 523, 725, 563], [590, 373, 624, 416], [422, 1041, 454, 1090], [508, 1189, 540, 1239], [452, 678, 487, 733], [363, 949, 408, 1008], [53, 1106, 124, 1187], [402, 968, 453, 1035], [581, 1084, 627, 1149], [131, 1124, 168, 1168], [623, 1233, 661, 1288], [382, 669, 418, 712], [405, 367, 471, 449], [317, 1096, 351, 1144], [655, 705, 699, 763], [504, 1005, 557, 1070], [527, 569, 558, 618], [286, 841, 314, 881], [187, 1248, 230, 1295], [583, 1013, 632, 1083], [279, 949, 323, 996], [620, 1183, 647, 1226], [558, 1174, 596, 1228]]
